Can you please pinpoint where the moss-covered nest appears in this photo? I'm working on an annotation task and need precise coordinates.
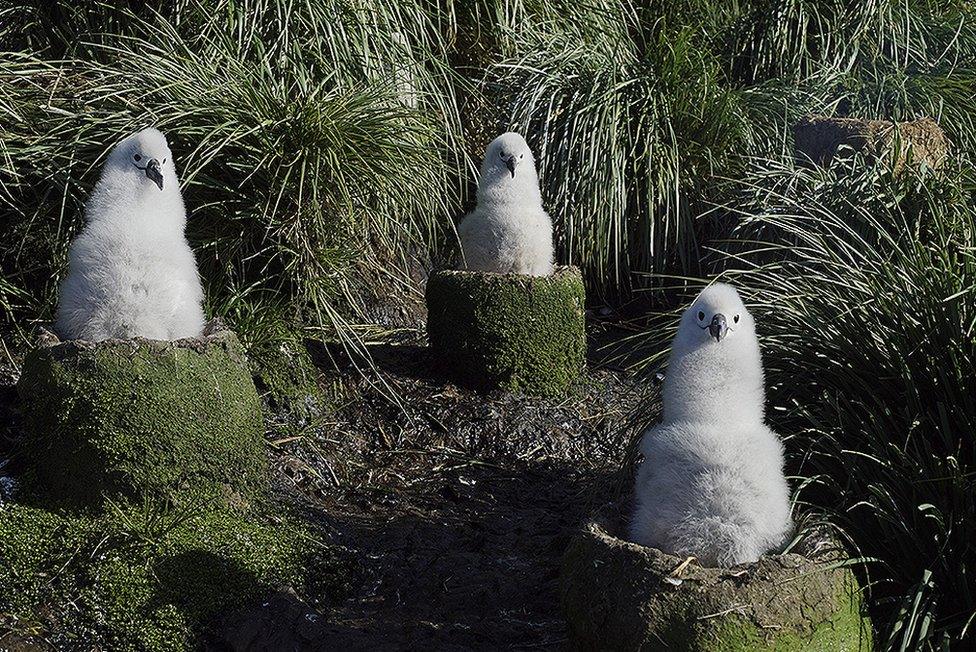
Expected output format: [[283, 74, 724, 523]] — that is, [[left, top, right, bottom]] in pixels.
[[16, 324, 267, 509], [425, 266, 586, 396], [561, 505, 873, 651]]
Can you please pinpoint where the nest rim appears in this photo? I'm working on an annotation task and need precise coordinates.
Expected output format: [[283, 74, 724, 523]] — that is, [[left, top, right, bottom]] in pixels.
[[429, 264, 581, 283], [36, 318, 233, 354]]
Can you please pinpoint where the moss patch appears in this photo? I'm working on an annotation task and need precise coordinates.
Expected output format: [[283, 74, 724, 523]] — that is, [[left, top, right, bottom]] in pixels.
[[0, 503, 87, 616], [16, 329, 267, 509], [561, 510, 873, 651], [0, 500, 345, 651], [425, 266, 586, 396], [697, 581, 867, 652], [249, 339, 324, 425]]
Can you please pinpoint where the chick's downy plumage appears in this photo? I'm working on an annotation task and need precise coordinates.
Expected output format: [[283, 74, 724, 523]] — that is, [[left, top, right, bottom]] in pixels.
[[458, 132, 554, 276], [55, 128, 205, 341], [629, 283, 792, 566]]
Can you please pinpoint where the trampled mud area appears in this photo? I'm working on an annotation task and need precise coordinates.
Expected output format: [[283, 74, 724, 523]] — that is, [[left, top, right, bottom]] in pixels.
[[256, 338, 647, 649]]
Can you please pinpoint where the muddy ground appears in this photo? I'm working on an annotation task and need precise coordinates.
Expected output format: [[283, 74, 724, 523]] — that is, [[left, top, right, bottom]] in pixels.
[[248, 333, 649, 650]]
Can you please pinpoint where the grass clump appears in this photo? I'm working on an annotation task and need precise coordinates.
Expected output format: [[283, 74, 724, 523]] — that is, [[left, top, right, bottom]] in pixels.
[[3, 1, 974, 322], [484, 0, 976, 300], [0, 499, 344, 651], [0, 1, 466, 346]]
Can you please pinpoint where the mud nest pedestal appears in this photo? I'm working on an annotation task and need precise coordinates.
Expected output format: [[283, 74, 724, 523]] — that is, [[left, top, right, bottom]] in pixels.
[[16, 324, 267, 508], [794, 115, 949, 173], [425, 266, 586, 396], [561, 505, 872, 651]]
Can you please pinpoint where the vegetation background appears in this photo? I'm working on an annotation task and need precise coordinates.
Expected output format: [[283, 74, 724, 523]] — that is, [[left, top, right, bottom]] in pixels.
[[1, 0, 975, 649]]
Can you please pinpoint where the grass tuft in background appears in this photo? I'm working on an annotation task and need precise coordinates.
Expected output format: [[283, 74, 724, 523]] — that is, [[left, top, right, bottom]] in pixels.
[[0, 1, 468, 344]]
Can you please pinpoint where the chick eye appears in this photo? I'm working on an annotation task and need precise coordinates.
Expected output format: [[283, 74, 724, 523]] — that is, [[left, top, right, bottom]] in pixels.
[[733, 314, 740, 323], [162, 158, 167, 164], [519, 153, 524, 160], [134, 154, 141, 162], [697, 311, 705, 321]]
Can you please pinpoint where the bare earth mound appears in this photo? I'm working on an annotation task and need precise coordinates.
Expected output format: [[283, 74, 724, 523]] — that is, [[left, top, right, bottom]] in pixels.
[[794, 116, 949, 173]]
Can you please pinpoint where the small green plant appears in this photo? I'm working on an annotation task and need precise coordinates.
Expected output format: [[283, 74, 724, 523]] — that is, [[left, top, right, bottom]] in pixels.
[[103, 494, 207, 552]]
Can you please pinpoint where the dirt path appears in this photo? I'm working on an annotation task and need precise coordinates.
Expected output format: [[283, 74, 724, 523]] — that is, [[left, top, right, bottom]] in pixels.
[[262, 342, 646, 649], [308, 465, 593, 648]]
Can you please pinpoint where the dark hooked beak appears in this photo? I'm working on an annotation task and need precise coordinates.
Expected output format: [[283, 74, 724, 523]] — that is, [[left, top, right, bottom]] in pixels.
[[708, 313, 728, 342], [505, 154, 519, 178], [145, 158, 163, 190]]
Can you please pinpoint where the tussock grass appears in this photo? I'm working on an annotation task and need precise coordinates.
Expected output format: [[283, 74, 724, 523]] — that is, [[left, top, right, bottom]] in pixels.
[[0, 1, 467, 346], [3, 0, 975, 318], [485, 0, 976, 299]]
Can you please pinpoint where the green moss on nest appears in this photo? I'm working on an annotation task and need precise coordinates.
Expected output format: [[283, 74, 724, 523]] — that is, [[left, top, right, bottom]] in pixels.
[[249, 340, 324, 421], [0, 500, 345, 651], [697, 582, 867, 652], [561, 513, 873, 651], [16, 330, 267, 508], [425, 266, 586, 396]]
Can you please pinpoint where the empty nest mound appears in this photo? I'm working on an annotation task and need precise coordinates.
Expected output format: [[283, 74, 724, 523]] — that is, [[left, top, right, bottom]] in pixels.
[[794, 116, 949, 173], [561, 506, 872, 651], [425, 266, 586, 396]]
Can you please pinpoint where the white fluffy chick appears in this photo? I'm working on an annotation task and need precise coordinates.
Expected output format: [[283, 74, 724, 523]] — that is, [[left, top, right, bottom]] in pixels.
[[629, 283, 792, 566], [55, 128, 205, 341], [457, 132, 554, 276]]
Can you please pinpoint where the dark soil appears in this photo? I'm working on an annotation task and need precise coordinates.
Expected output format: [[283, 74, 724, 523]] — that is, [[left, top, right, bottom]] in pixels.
[[254, 334, 647, 650]]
